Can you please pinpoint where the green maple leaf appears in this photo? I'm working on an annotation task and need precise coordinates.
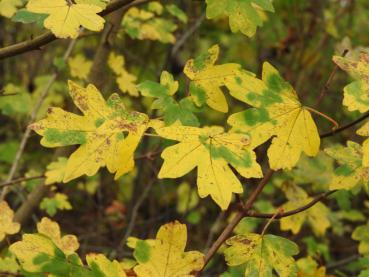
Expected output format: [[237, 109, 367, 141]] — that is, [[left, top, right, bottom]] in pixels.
[[138, 71, 200, 126]]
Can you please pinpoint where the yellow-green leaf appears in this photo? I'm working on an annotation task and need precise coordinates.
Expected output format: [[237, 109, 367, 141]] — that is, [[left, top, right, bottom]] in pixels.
[[224, 233, 299, 277], [184, 45, 242, 113], [30, 81, 149, 182], [0, 201, 20, 242], [205, 0, 274, 37], [325, 141, 369, 191], [40, 193, 72, 216], [156, 125, 262, 210], [352, 222, 369, 257], [333, 53, 369, 113], [26, 0, 105, 38], [127, 221, 204, 277], [227, 62, 320, 170]]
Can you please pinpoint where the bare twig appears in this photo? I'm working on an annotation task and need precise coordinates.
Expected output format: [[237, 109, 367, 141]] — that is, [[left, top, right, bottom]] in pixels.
[[320, 111, 369, 138], [246, 190, 337, 219], [171, 13, 206, 56], [315, 49, 349, 106], [0, 175, 45, 188], [119, 180, 154, 247]]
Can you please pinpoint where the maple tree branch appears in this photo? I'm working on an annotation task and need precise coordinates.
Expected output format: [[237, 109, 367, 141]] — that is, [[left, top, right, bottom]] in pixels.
[[0, 175, 45, 188], [0, 0, 149, 60], [315, 49, 349, 106], [320, 111, 369, 138], [245, 190, 337, 219], [198, 169, 275, 274]]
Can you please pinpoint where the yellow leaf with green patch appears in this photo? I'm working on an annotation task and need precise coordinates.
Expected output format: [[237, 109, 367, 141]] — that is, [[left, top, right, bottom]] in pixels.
[[184, 45, 242, 113], [325, 141, 369, 191], [205, 0, 274, 37], [9, 218, 84, 275], [155, 125, 262, 210], [108, 53, 139, 97], [0, 201, 20, 241], [333, 53, 369, 113], [86, 253, 127, 277], [227, 62, 320, 170], [26, 0, 105, 38], [68, 55, 92, 80], [45, 157, 68, 185], [30, 81, 149, 182], [224, 233, 299, 277], [10, 233, 86, 274], [127, 221, 204, 277], [279, 183, 330, 236], [0, 0, 22, 18]]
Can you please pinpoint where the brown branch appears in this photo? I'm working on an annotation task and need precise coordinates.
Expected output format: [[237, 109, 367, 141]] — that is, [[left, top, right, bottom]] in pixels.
[[246, 190, 337, 219], [320, 111, 369, 138], [0, 175, 45, 188], [198, 169, 275, 274], [0, 0, 149, 60], [315, 49, 349, 106]]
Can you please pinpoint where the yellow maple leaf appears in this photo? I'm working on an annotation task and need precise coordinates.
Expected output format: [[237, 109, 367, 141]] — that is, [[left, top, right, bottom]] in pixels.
[[109, 53, 139, 97], [30, 81, 149, 182], [184, 44, 242, 113], [26, 0, 105, 39], [36, 217, 79, 255], [68, 55, 92, 80], [227, 62, 320, 170], [0, 201, 20, 241], [0, 0, 22, 18], [45, 157, 68, 185], [86, 254, 127, 277], [155, 125, 262, 210], [279, 183, 330, 236], [127, 221, 204, 277]]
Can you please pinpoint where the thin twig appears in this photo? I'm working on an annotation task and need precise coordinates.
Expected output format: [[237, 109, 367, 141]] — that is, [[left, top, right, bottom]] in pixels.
[[0, 175, 45, 188], [246, 190, 337, 219], [315, 49, 349, 106], [326, 254, 360, 270], [171, 13, 206, 56], [119, 180, 154, 247], [320, 111, 369, 138]]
